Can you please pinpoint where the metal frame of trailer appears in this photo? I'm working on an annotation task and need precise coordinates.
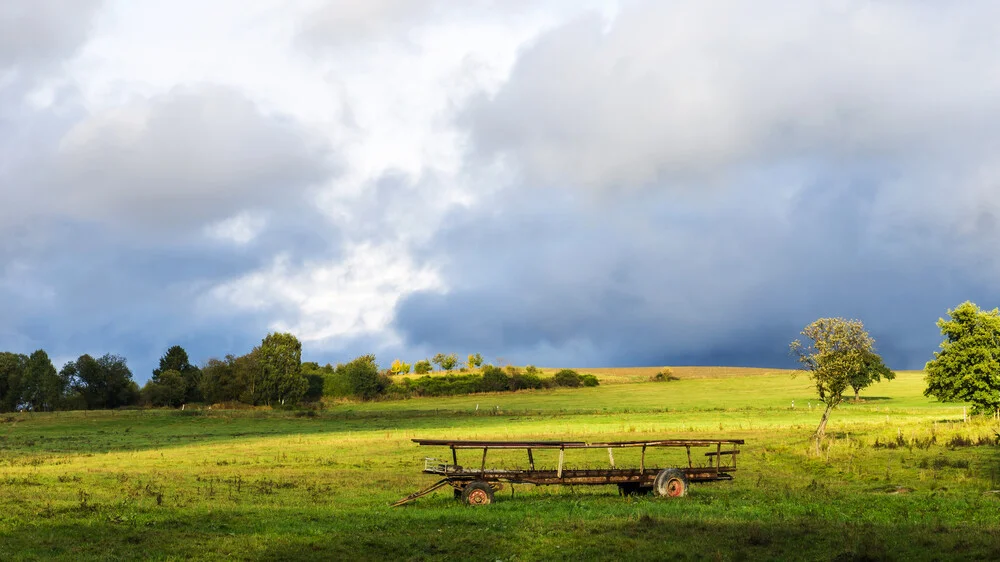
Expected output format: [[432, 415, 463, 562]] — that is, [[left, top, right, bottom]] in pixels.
[[392, 437, 745, 506]]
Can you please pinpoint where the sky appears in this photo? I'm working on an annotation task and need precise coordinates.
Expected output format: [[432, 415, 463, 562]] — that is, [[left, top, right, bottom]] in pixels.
[[3, 1, 1000, 382]]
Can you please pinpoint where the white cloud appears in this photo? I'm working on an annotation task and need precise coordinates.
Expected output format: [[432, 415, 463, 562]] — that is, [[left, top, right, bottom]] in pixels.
[[204, 212, 269, 245], [205, 242, 441, 345]]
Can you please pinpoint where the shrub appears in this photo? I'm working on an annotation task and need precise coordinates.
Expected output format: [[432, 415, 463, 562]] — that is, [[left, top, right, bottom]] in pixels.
[[481, 365, 511, 392], [398, 374, 484, 397], [552, 369, 582, 388], [413, 360, 433, 374], [580, 374, 599, 387], [651, 368, 678, 382], [511, 372, 543, 390]]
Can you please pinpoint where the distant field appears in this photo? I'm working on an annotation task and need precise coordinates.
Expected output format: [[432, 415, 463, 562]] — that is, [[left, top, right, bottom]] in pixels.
[[398, 365, 797, 385], [1, 368, 997, 561]]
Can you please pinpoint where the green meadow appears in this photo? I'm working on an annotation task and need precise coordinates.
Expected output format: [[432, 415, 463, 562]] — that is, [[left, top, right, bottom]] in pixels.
[[1, 368, 999, 561]]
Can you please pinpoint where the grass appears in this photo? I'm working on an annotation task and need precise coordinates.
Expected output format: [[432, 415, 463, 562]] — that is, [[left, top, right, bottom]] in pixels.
[[1, 370, 999, 560]]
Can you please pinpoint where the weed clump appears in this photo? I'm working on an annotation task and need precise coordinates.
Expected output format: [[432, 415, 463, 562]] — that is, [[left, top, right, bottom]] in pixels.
[[650, 368, 679, 382]]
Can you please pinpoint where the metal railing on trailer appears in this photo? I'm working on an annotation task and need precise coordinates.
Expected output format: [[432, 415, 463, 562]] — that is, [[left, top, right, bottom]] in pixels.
[[392, 437, 745, 506]]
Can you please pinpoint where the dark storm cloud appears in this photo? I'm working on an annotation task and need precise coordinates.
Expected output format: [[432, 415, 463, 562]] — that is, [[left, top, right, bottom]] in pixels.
[[389, 2, 1000, 369], [1, 52, 339, 377], [395, 164, 997, 370]]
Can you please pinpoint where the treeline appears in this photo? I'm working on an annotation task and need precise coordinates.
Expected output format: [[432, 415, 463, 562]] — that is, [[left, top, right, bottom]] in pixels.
[[305, 359, 598, 401], [144, 333, 317, 407], [0, 332, 313, 412], [0, 339, 598, 412], [0, 350, 140, 412]]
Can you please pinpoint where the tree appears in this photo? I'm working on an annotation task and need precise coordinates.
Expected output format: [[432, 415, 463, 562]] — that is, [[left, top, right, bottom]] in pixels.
[[257, 332, 307, 406], [481, 365, 511, 392], [925, 301, 1000, 414], [0, 352, 27, 412], [413, 360, 432, 374], [21, 350, 64, 411], [432, 353, 458, 371], [849, 350, 895, 401], [199, 356, 244, 404], [790, 318, 880, 440], [390, 359, 411, 375], [141, 369, 186, 407], [467, 353, 483, 370], [337, 354, 385, 400], [234, 349, 265, 405], [62, 354, 140, 410], [153, 345, 202, 403]]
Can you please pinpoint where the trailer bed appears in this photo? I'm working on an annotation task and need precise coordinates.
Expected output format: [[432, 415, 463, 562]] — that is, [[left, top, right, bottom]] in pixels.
[[393, 437, 744, 506]]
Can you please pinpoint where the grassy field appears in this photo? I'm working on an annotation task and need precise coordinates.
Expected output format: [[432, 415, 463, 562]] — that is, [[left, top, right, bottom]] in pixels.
[[1, 369, 999, 561]]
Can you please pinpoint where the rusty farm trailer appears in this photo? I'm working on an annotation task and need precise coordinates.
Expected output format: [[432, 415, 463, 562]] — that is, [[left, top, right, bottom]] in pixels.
[[393, 437, 745, 506]]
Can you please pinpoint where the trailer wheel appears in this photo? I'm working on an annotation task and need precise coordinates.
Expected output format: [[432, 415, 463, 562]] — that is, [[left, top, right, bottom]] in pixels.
[[461, 481, 495, 506], [653, 468, 688, 498]]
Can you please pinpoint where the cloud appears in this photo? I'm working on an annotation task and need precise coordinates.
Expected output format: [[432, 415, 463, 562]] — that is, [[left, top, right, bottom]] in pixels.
[[0, 0, 103, 73], [465, 2, 1000, 192], [41, 84, 333, 231], [208, 241, 441, 345], [392, 1, 1000, 370]]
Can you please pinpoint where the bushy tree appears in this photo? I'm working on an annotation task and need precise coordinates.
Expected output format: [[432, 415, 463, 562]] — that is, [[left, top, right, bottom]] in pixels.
[[153, 345, 202, 403], [925, 301, 1000, 414], [552, 369, 582, 388], [413, 360, 433, 374], [21, 350, 64, 411], [481, 365, 511, 392], [234, 348, 265, 405], [338, 354, 386, 400], [141, 369, 186, 407], [199, 356, 244, 404], [258, 332, 307, 406], [791, 318, 882, 439], [467, 353, 483, 370], [0, 352, 27, 412], [432, 353, 458, 371], [390, 359, 411, 375], [62, 354, 140, 410]]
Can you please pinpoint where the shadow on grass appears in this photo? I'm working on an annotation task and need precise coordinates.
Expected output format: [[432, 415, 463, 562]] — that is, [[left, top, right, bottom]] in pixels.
[[3, 509, 1000, 561]]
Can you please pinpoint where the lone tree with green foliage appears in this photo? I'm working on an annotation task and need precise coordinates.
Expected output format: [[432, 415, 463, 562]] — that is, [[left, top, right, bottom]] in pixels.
[[791, 318, 886, 440], [413, 360, 432, 374], [925, 301, 1000, 414]]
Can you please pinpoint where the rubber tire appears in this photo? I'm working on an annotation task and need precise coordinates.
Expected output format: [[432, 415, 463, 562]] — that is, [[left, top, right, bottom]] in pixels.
[[653, 468, 689, 498], [461, 481, 495, 506]]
